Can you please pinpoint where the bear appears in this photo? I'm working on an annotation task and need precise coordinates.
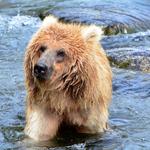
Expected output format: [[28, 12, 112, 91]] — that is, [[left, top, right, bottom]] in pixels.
[[24, 15, 112, 141]]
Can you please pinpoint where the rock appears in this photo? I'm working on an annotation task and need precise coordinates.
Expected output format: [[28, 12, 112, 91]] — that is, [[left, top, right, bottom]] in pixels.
[[106, 47, 150, 72], [102, 31, 150, 72]]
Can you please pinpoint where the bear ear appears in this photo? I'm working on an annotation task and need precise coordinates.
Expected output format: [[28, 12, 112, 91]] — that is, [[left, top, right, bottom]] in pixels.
[[41, 15, 58, 28], [81, 25, 103, 42]]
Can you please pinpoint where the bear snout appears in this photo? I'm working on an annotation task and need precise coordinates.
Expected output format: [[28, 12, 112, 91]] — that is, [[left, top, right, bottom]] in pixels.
[[34, 63, 53, 80]]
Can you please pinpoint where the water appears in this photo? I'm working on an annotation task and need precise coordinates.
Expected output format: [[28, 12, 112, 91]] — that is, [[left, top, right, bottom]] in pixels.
[[1, 0, 150, 32], [0, 0, 150, 149]]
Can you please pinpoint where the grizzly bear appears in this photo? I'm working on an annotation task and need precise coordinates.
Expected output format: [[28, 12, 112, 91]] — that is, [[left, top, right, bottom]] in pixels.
[[24, 15, 112, 141]]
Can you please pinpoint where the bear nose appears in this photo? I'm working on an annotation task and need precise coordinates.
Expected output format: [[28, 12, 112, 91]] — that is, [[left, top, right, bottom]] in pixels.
[[34, 63, 48, 79]]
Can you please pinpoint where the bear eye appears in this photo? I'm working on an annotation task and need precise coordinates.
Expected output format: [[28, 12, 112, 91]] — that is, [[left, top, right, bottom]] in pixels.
[[39, 45, 47, 53], [56, 49, 66, 63]]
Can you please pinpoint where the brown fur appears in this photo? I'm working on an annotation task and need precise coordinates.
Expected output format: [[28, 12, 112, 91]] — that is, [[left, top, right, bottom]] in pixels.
[[24, 16, 112, 141]]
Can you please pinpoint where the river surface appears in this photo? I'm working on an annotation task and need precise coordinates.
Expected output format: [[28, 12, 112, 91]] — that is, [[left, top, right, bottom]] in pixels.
[[0, 0, 150, 150]]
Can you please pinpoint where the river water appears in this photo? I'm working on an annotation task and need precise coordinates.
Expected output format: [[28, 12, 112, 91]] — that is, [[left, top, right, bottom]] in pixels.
[[0, 0, 150, 150]]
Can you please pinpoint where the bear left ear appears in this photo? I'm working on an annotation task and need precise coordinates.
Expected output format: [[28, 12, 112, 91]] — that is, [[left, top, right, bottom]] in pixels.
[[41, 15, 58, 28], [81, 25, 103, 42]]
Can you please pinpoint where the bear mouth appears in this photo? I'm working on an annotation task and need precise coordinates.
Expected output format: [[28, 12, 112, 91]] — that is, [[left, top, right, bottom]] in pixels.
[[34, 74, 47, 81]]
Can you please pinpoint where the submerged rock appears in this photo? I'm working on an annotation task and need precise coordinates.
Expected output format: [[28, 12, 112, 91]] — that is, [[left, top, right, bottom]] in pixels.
[[103, 23, 128, 35], [102, 31, 150, 72], [107, 47, 150, 72]]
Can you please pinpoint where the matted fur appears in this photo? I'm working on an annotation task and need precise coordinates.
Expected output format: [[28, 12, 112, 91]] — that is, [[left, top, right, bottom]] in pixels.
[[24, 15, 112, 141]]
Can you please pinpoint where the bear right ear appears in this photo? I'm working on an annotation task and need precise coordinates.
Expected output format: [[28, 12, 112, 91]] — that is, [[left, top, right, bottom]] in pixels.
[[81, 25, 103, 42], [41, 15, 58, 28]]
